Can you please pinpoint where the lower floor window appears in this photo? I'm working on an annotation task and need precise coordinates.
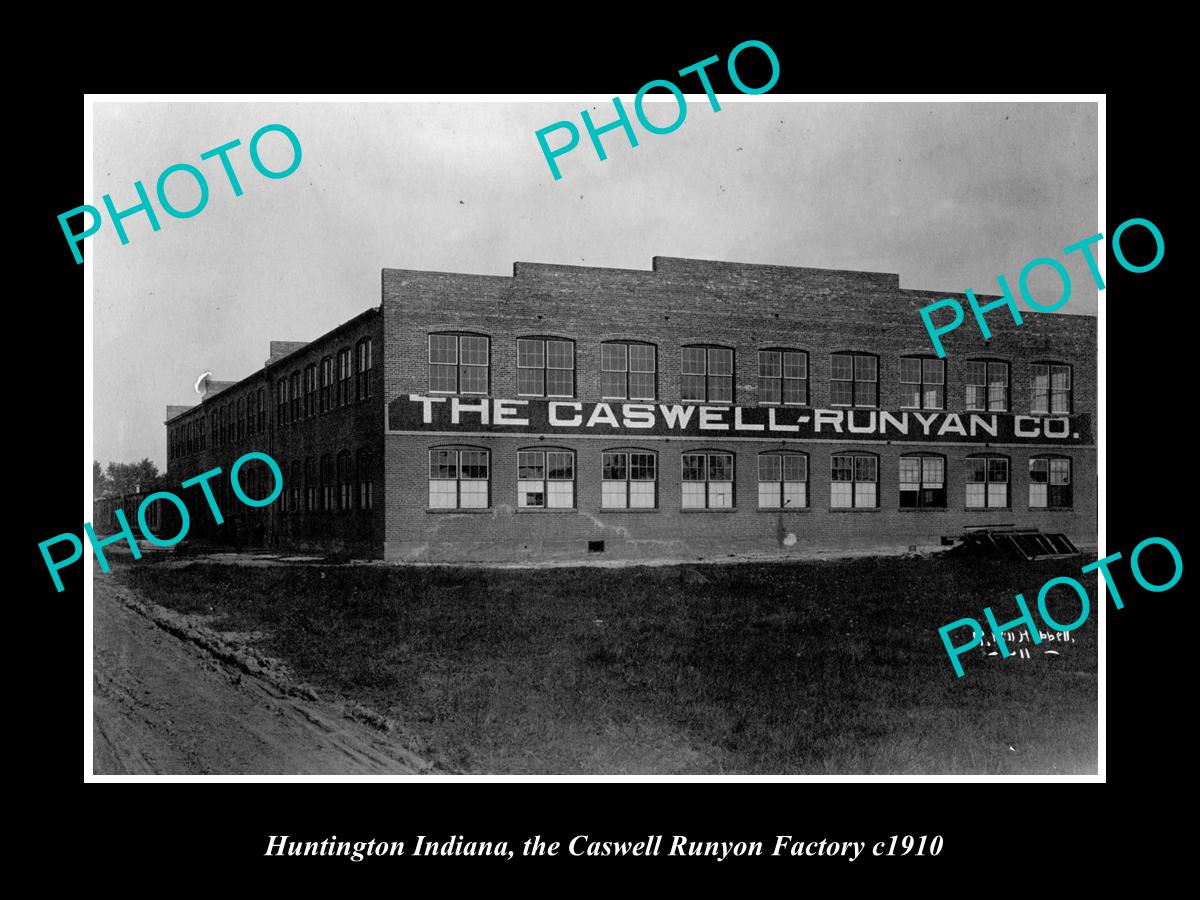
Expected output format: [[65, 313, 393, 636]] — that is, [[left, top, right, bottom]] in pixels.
[[899, 455, 946, 508], [518, 450, 575, 508], [358, 449, 374, 511], [758, 453, 807, 508], [966, 456, 1009, 508], [602, 451, 656, 508], [305, 459, 318, 512], [1030, 457, 1071, 508], [338, 452, 353, 511], [831, 454, 877, 508], [429, 449, 489, 509], [682, 452, 734, 509]]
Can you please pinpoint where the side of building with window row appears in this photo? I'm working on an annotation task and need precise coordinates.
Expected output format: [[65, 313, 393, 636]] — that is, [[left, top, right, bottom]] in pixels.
[[382, 256, 1096, 562]]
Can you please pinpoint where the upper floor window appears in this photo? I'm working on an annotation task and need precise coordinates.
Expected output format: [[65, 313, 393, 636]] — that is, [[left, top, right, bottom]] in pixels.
[[304, 364, 317, 417], [1032, 363, 1071, 415], [758, 350, 807, 405], [429, 334, 489, 395], [277, 378, 288, 426], [337, 451, 353, 510], [320, 357, 333, 413], [681, 346, 734, 403], [356, 338, 373, 401], [602, 450, 656, 508], [966, 455, 1009, 508], [245, 393, 255, 436], [830, 353, 878, 408], [429, 448, 490, 508], [601, 342, 656, 400], [831, 453, 878, 508], [966, 360, 1009, 411], [1030, 456, 1072, 509], [337, 348, 352, 406], [257, 387, 266, 432], [899, 454, 946, 508], [517, 338, 575, 398], [758, 452, 808, 509], [236, 397, 245, 440], [900, 356, 945, 410], [517, 449, 575, 508], [682, 451, 734, 509], [290, 371, 301, 422]]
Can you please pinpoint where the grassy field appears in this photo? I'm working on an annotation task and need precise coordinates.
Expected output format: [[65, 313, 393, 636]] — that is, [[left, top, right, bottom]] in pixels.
[[114, 555, 1098, 774]]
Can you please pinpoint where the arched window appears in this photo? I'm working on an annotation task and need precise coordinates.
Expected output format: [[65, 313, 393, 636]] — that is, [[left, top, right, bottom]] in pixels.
[[682, 450, 734, 509], [830, 352, 878, 408], [337, 451, 354, 510], [1032, 362, 1072, 414], [356, 338, 373, 401], [429, 333, 489, 395], [517, 337, 575, 398], [966, 454, 1009, 509], [681, 345, 734, 403], [758, 349, 808, 405], [966, 359, 1009, 411], [1030, 455, 1072, 509], [337, 347, 352, 406], [428, 446, 489, 509], [320, 357, 333, 413], [831, 451, 878, 508], [357, 448, 374, 511], [290, 371, 302, 422], [304, 364, 317, 417], [320, 454, 335, 512], [288, 460, 301, 514], [601, 449, 656, 509], [899, 453, 946, 508], [277, 377, 288, 426], [758, 451, 808, 508], [517, 448, 575, 508], [899, 356, 945, 410], [237, 397, 246, 439], [601, 341, 656, 400]]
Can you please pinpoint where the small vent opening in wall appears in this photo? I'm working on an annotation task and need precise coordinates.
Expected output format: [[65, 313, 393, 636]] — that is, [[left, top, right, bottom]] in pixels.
[[588, 540, 605, 553]]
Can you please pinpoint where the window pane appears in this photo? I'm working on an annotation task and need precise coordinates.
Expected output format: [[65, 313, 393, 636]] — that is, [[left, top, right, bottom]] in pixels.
[[459, 480, 488, 508], [968, 381, 988, 410], [429, 364, 457, 392], [924, 358, 944, 384], [547, 481, 573, 508], [760, 377, 782, 404], [1029, 458, 1048, 482], [431, 450, 457, 479], [1051, 391, 1070, 414], [855, 355, 876, 381], [460, 337, 488, 366], [782, 455, 806, 482], [830, 381, 853, 406], [547, 452, 574, 480], [831, 483, 853, 508], [629, 372, 655, 400], [900, 357, 922, 383], [966, 361, 986, 386], [925, 385, 944, 409], [429, 480, 457, 509], [601, 371, 627, 399], [759, 482, 781, 508], [1030, 483, 1047, 508], [1050, 459, 1070, 484], [460, 366, 488, 394], [923, 457, 944, 487], [630, 454, 656, 480], [759, 454, 782, 482], [546, 368, 573, 397], [460, 451, 489, 479], [547, 340, 574, 369], [682, 454, 706, 481], [759, 351, 781, 378], [987, 483, 1007, 507], [708, 482, 733, 508], [682, 482, 707, 508], [831, 456, 853, 481], [708, 454, 733, 481], [602, 453, 627, 481], [629, 344, 655, 373], [517, 339, 544, 368], [708, 348, 732, 375], [518, 481, 545, 508], [602, 343, 628, 372], [831, 354, 853, 381], [966, 459, 986, 482], [708, 375, 733, 402], [681, 347, 706, 375], [855, 482, 877, 508], [518, 451, 544, 480], [517, 368, 544, 395], [899, 458, 921, 487], [782, 378, 806, 405], [966, 484, 986, 508], [900, 385, 921, 409], [783, 482, 806, 508], [855, 456, 877, 482], [856, 382, 877, 407], [988, 458, 1008, 483], [602, 481, 628, 509], [1052, 365, 1071, 390], [681, 374, 706, 401], [429, 334, 457, 363], [783, 352, 806, 379], [629, 481, 655, 507]]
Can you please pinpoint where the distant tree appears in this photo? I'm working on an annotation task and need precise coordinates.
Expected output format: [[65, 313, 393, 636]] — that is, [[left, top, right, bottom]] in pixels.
[[105, 458, 163, 496], [93, 460, 114, 498]]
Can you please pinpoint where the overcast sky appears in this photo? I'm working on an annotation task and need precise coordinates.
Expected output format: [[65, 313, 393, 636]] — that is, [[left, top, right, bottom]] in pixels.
[[91, 100, 1098, 470]]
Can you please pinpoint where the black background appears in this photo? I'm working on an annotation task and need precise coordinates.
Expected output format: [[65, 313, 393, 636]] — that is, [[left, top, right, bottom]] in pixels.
[[27, 26, 1181, 885]]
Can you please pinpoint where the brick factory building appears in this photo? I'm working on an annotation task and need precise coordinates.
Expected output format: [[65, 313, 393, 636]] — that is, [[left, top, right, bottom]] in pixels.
[[164, 257, 1096, 562]]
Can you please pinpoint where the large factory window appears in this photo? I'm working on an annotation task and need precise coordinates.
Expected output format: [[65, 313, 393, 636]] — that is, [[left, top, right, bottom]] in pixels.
[[899, 453, 946, 508], [758, 452, 808, 509], [830, 353, 878, 408], [429, 333, 489, 395], [831, 453, 878, 508], [965, 359, 1009, 411], [517, 449, 575, 508], [681, 451, 734, 509], [1031, 362, 1071, 415], [517, 338, 575, 398], [1029, 456, 1072, 509], [758, 349, 808, 405], [681, 346, 734, 403], [965, 454, 1009, 508], [601, 342, 656, 401], [601, 450, 657, 508], [899, 356, 945, 410], [429, 447, 490, 509]]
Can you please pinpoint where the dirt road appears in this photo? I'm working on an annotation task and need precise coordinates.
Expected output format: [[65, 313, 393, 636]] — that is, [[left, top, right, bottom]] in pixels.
[[93, 579, 432, 775]]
